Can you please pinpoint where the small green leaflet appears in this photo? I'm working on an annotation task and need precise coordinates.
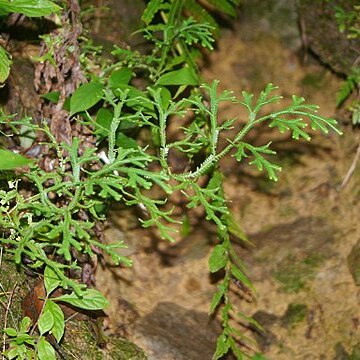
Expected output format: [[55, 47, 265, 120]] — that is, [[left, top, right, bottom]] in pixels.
[[213, 334, 231, 360], [234, 142, 281, 181], [37, 337, 56, 360], [0, 0, 61, 17], [156, 68, 198, 86], [54, 288, 109, 310], [3, 328, 17, 337], [209, 244, 228, 273], [70, 82, 104, 115], [0, 46, 11, 83], [269, 117, 310, 141], [44, 266, 61, 295], [116, 132, 139, 149], [38, 309, 54, 336], [0, 149, 32, 170], [44, 301, 65, 342], [20, 317, 32, 333], [210, 280, 227, 314]]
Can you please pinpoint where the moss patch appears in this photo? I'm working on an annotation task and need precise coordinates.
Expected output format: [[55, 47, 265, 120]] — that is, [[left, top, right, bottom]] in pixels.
[[273, 253, 324, 293], [282, 303, 308, 328], [0, 258, 30, 331], [62, 321, 147, 359]]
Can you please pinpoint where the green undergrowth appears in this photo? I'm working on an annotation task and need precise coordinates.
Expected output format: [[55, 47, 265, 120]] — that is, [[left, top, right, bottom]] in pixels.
[[0, 0, 343, 359]]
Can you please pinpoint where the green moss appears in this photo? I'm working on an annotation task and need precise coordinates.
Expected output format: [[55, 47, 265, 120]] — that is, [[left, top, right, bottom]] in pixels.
[[273, 253, 324, 293], [0, 258, 30, 331], [282, 303, 308, 328], [62, 321, 147, 359], [301, 73, 325, 89]]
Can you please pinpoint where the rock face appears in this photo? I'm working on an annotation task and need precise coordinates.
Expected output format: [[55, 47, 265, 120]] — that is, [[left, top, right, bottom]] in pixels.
[[298, 0, 360, 75], [132, 303, 221, 360]]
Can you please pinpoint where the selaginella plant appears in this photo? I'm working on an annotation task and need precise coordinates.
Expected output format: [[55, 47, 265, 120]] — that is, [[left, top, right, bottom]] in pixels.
[[0, 0, 342, 359]]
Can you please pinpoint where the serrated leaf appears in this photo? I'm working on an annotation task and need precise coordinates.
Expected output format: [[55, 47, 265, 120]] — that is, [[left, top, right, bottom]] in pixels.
[[0, 149, 32, 170], [156, 68, 198, 86], [54, 288, 109, 310], [44, 301, 64, 342], [37, 337, 56, 360], [0, 46, 11, 83], [44, 266, 61, 295], [38, 309, 54, 336], [209, 244, 228, 273], [70, 82, 104, 115], [0, 0, 61, 17]]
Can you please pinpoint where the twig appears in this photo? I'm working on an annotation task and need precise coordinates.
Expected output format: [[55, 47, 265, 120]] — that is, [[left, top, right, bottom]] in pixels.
[[338, 136, 360, 190], [2, 282, 17, 360]]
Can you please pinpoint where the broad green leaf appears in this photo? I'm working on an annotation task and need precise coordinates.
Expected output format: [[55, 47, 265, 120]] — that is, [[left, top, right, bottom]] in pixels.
[[213, 334, 231, 360], [116, 132, 139, 149], [0, 46, 11, 83], [109, 68, 133, 88], [0, 0, 61, 17], [3, 328, 17, 337], [54, 288, 109, 310], [95, 108, 112, 136], [44, 301, 64, 342], [156, 68, 198, 86], [0, 149, 32, 170], [70, 82, 104, 115], [38, 309, 54, 336], [115, 85, 154, 111], [19, 317, 32, 333], [44, 266, 61, 295], [40, 91, 60, 103], [209, 244, 228, 273], [15, 333, 34, 345], [37, 337, 56, 360]]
